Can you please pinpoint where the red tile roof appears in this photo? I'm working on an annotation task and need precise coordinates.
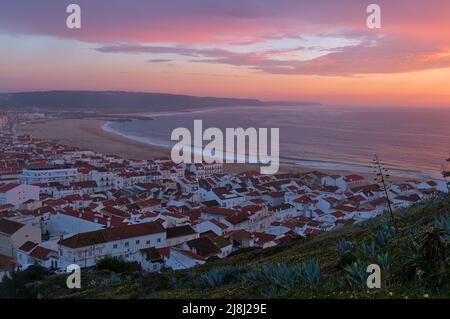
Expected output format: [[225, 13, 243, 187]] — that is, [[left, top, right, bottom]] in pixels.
[[59, 221, 165, 249], [186, 237, 220, 257], [0, 183, 19, 193], [166, 225, 197, 239], [29, 246, 57, 260], [18, 241, 38, 252], [0, 218, 25, 235]]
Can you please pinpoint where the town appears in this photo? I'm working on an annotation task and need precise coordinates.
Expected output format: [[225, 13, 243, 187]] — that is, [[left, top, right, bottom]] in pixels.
[[0, 110, 447, 281]]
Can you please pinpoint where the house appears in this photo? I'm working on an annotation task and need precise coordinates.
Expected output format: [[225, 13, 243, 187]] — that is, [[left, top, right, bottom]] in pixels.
[[136, 247, 166, 273], [0, 218, 41, 257], [0, 183, 40, 208], [16, 241, 38, 270], [182, 237, 221, 259], [227, 230, 255, 249], [321, 175, 341, 187], [316, 196, 339, 213], [292, 195, 317, 217], [58, 221, 166, 268], [205, 188, 246, 208], [16, 243, 59, 270], [223, 212, 250, 231], [193, 219, 229, 236], [253, 232, 277, 248], [209, 236, 233, 258], [166, 225, 199, 246], [336, 175, 366, 192]]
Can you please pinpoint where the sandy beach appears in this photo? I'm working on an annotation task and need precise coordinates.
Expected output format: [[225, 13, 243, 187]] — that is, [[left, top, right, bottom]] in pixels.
[[18, 117, 398, 180], [19, 118, 169, 160]]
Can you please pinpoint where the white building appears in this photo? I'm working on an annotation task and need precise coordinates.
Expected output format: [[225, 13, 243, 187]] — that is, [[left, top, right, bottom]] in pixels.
[[58, 221, 166, 269], [0, 183, 40, 208], [91, 170, 120, 192], [21, 166, 78, 186], [0, 218, 42, 258]]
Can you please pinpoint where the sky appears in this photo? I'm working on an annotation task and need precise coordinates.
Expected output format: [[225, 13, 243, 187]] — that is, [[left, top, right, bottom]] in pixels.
[[1, 0, 450, 107]]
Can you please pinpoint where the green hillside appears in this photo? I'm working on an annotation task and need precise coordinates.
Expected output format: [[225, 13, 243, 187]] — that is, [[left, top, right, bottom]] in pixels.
[[2, 193, 449, 299]]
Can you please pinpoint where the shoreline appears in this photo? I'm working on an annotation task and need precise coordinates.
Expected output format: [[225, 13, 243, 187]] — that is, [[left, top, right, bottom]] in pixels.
[[19, 118, 170, 160], [101, 119, 440, 181], [19, 118, 438, 181]]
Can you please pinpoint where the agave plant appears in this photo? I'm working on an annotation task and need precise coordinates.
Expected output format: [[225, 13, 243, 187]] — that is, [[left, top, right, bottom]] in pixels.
[[299, 259, 321, 286], [376, 252, 391, 271], [258, 284, 280, 298], [343, 261, 367, 288], [359, 241, 377, 261], [336, 238, 353, 255], [370, 224, 395, 247], [433, 214, 450, 241], [198, 266, 235, 288], [242, 262, 302, 290]]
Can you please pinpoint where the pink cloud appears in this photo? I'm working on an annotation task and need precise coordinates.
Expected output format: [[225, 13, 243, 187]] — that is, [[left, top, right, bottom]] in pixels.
[[95, 32, 450, 76]]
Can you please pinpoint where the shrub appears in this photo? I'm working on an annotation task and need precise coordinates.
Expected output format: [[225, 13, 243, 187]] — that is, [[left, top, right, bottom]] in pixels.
[[95, 256, 130, 273], [0, 265, 47, 298]]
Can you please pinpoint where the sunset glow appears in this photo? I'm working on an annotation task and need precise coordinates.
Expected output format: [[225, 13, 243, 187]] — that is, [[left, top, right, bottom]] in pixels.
[[1, 0, 450, 106]]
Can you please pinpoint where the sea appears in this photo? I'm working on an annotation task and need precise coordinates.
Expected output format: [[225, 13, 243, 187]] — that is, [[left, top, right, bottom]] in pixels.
[[102, 105, 450, 180]]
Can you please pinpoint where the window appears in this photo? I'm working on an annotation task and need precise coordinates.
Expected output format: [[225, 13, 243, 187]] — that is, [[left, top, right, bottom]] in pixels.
[[146, 240, 151, 245], [113, 244, 117, 249], [157, 238, 161, 243], [125, 242, 129, 247], [136, 240, 140, 245]]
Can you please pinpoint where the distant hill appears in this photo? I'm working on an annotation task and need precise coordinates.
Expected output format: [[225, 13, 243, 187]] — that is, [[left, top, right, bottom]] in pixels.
[[0, 91, 265, 112], [263, 100, 322, 106]]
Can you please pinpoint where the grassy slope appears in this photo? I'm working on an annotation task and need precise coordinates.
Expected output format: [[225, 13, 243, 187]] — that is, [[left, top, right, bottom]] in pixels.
[[25, 194, 450, 299]]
